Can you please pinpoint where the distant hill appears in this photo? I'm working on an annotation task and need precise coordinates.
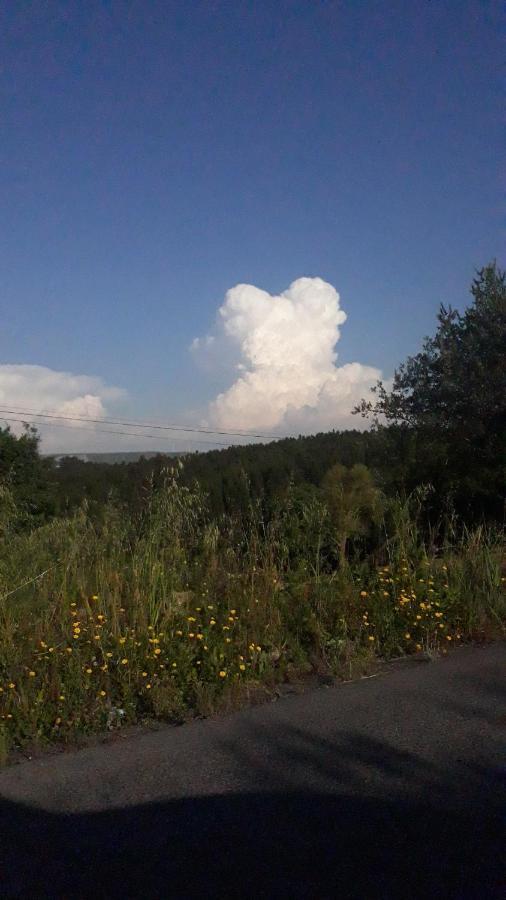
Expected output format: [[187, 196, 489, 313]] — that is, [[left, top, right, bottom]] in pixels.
[[48, 450, 184, 465]]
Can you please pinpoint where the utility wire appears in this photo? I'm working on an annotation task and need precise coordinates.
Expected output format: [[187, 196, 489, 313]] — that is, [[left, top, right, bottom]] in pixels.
[[0, 416, 232, 448], [0, 405, 278, 441]]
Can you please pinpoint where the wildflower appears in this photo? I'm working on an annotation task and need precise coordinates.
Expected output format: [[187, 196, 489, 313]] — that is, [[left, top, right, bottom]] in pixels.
[[119, 637, 126, 644], [188, 633, 195, 639], [222, 625, 230, 631], [219, 670, 227, 678], [70, 602, 76, 607], [210, 619, 216, 626], [101, 665, 108, 672], [175, 630, 183, 636], [368, 636, 375, 642], [225, 638, 231, 644], [40, 641, 47, 649], [228, 616, 235, 623], [438, 624, 444, 629], [97, 614, 105, 622], [416, 615, 422, 620], [404, 633, 411, 640], [435, 612, 443, 618], [28, 670, 36, 677], [91, 595, 98, 600], [99, 690, 106, 698], [172, 662, 177, 668], [66, 647, 73, 654], [8, 683, 15, 690], [187, 616, 196, 623], [360, 591, 368, 598], [230, 609, 236, 615], [415, 643, 422, 651], [383, 591, 389, 597], [196, 634, 204, 640], [86, 668, 92, 674], [446, 635, 452, 641], [121, 658, 128, 665], [256, 645, 262, 652], [55, 717, 62, 725], [207, 604, 214, 610], [154, 648, 161, 655], [146, 684, 152, 690], [239, 664, 246, 671]]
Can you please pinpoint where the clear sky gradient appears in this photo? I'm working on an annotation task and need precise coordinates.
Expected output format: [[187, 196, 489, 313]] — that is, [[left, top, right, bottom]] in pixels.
[[1, 0, 504, 449]]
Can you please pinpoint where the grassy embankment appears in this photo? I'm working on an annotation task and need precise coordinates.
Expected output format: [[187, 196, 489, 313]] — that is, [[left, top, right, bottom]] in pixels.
[[0, 471, 504, 764]]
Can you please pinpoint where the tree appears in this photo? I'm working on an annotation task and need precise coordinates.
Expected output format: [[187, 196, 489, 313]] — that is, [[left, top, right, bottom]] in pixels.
[[0, 425, 55, 526], [355, 263, 506, 519], [322, 463, 383, 566]]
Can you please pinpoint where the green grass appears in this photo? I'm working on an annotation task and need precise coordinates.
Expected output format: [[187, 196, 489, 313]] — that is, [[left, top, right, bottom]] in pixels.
[[0, 472, 504, 762]]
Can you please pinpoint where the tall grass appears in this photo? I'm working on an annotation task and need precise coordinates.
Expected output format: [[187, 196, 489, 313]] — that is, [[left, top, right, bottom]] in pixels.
[[0, 470, 504, 761]]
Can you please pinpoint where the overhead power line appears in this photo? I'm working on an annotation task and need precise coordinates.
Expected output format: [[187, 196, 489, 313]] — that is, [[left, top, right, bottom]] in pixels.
[[0, 417, 231, 448], [0, 405, 278, 441]]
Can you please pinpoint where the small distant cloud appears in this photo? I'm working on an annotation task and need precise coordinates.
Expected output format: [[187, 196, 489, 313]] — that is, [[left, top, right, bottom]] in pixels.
[[192, 277, 381, 434], [0, 364, 125, 452]]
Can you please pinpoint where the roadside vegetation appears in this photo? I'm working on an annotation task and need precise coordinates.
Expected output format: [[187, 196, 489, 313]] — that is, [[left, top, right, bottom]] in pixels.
[[0, 264, 504, 762]]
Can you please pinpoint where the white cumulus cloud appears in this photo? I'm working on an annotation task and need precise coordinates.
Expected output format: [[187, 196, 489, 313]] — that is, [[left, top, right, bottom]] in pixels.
[[193, 277, 381, 434], [0, 364, 125, 453]]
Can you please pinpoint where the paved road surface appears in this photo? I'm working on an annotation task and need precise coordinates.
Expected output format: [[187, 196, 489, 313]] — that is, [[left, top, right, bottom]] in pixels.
[[0, 643, 504, 898]]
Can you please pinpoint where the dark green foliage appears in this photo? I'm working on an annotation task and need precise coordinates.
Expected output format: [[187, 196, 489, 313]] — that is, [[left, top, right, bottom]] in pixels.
[[356, 263, 506, 520], [0, 426, 56, 526]]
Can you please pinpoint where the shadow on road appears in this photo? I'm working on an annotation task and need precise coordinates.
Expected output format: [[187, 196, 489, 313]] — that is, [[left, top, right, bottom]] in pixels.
[[1, 730, 504, 899]]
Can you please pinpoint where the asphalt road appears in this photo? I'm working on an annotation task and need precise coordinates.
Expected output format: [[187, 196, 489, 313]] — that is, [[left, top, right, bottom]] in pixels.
[[0, 643, 504, 899]]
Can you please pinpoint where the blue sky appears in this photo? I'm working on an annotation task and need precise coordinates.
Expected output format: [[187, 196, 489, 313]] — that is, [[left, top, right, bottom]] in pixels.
[[1, 1, 504, 451]]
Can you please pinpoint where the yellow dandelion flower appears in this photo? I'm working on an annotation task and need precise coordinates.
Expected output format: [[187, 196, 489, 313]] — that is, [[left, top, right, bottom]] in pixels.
[[219, 670, 227, 678], [256, 645, 262, 652], [86, 668, 92, 674], [239, 664, 246, 671], [172, 662, 177, 668], [66, 647, 73, 653], [106, 652, 113, 658], [368, 635, 375, 642], [28, 670, 36, 677], [121, 658, 128, 665], [119, 637, 126, 644], [99, 690, 106, 697], [210, 619, 216, 626], [187, 616, 196, 622], [91, 595, 98, 600], [176, 629, 183, 636], [196, 634, 203, 640], [146, 683, 152, 690], [154, 648, 161, 655], [188, 633, 195, 639], [230, 609, 236, 615], [8, 683, 16, 689]]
